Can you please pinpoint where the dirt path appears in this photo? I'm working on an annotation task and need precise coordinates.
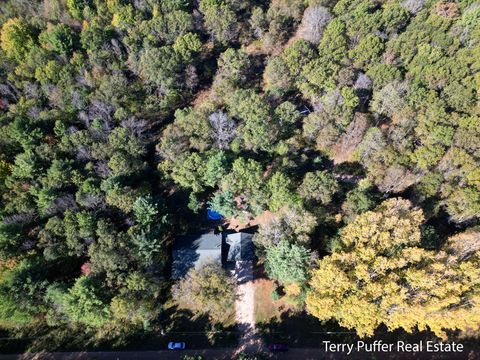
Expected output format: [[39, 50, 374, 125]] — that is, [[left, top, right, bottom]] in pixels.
[[233, 261, 266, 355]]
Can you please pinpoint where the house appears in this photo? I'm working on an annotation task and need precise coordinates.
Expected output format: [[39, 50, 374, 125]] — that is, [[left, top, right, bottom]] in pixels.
[[172, 233, 223, 279], [225, 232, 254, 263], [172, 231, 255, 279]]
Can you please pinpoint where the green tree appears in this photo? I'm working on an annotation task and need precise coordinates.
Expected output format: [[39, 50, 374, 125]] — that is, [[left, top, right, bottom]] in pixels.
[[39, 24, 75, 54], [0, 259, 46, 327], [111, 4, 136, 30], [173, 32, 202, 60], [341, 181, 380, 221], [129, 225, 165, 267], [299, 171, 339, 205], [88, 219, 129, 285], [381, 2, 409, 34], [138, 46, 181, 88], [0, 221, 26, 258], [215, 48, 251, 86], [80, 19, 113, 51], [267, 172, 298, 212], [226, 89, 277, 152], [110, 272, 161, 329], [199, 0, 238, 43], [62, 276, 111, 328], [208, 190, 240, 218], [202, 150, 230, 187], [221, 157, 266, 214], [301, 18, 348, 97], [264, 56, 292, 96], [273, 101, 301, 136], [66, 0, 92, 19], [149, 10, 192, 44], [349, 34, 384, 69], [265, 239, 310, 285], [439, 148, 480, 223], [133, 195, 158, 226], [171, 152, 206, 193]]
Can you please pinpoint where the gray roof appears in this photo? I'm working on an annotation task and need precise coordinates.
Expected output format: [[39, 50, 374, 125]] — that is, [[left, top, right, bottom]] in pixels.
[[175, 233, 223, 250], [172, 233, 222, 279], [226, 233, 254, 262]]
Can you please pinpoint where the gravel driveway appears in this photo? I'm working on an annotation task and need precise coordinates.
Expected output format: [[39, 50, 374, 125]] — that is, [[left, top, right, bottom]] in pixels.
[[233, 261, 265, 354]]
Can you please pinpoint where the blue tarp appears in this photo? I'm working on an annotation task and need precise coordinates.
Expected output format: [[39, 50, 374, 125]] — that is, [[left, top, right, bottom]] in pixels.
[[207, 209, 222, 220]]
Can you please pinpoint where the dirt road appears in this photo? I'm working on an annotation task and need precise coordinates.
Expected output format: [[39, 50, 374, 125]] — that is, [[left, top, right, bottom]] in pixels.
[[0, 348, 477, 360]]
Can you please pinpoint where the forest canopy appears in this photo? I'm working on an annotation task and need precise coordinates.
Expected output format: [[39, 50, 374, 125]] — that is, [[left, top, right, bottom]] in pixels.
[[0, 0, 478, 351]]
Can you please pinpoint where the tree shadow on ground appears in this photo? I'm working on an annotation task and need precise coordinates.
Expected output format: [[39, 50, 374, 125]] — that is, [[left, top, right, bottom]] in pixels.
[[257, 311, 357, 347], [257, 309, 480, 355], [157, 305, 238, 349]]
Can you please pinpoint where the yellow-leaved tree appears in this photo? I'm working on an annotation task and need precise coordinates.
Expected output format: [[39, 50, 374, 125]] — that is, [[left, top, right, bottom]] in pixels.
[[306, 198, 480, 338], [0, 18, 35, 61]]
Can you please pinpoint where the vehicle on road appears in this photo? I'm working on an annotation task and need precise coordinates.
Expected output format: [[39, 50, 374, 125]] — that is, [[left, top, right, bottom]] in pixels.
[[168, 342, 186, 350], [267, 343, 289, 351]]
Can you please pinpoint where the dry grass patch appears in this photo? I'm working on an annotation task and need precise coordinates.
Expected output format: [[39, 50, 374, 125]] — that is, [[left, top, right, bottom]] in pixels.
[[253, 278, 294, 324]]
